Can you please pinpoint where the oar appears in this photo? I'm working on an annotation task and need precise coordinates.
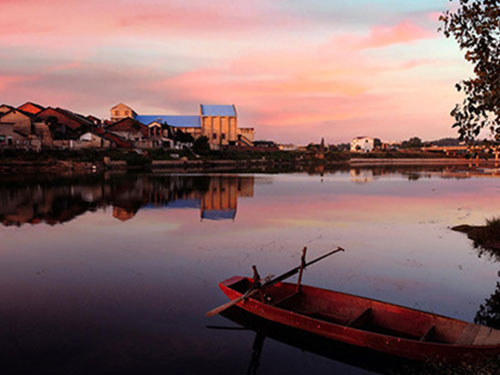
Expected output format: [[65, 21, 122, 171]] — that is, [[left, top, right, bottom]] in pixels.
[[206, 246, 345, 317]]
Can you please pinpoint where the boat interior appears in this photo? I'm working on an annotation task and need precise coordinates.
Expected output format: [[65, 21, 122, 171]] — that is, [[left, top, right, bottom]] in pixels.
[[229, 278, 482, 346]]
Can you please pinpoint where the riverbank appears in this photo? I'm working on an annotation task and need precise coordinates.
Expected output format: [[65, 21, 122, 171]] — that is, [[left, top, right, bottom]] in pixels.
[[2, 158, 497, 174], [1, 148, 496, 174], [349, 158, 496, 166]]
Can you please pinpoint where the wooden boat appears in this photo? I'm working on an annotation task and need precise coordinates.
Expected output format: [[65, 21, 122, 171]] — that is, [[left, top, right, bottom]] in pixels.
[[219, 307, 416, 374], [219, 276, 500, 362]]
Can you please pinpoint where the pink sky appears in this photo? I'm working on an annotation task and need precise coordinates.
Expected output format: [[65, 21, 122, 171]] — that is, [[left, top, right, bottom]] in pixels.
[[0, 0, 469, 144]]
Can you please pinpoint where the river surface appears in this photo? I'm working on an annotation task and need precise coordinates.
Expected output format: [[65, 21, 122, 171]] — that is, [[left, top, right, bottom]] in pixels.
[[1, 167, 500, 374]]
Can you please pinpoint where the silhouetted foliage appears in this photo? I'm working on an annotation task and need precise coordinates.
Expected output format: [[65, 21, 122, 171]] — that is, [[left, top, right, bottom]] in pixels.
[[401, 137, 422, 149], [334, 143, 350, 151], [193, 136, 210, 155], [174, 129, 194, 143], [430, 137, 461, 147], [452, 217, 500, 333], [453, 217, 500, 260], [441, 0, 500, 144], [476, 282, 500, 329]]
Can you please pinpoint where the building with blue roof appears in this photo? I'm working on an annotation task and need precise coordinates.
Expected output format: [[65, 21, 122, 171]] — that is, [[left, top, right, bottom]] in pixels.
[[200, 104, 236, 117], [109, 103, 254, 150], [135, 115, 201, 128], [201, 209, 236, 221]]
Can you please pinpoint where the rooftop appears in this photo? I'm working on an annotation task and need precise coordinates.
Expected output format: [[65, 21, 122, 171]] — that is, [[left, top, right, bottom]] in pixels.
[[135, 115, 201, 128], [201, 209, 236, 221], [200, 104, 236, 117]]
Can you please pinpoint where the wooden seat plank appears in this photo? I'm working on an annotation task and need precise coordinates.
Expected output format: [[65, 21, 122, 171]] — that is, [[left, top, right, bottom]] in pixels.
[[348, 308, 372, 328], [481, 328, 500, 345], [311, 311, 349, 325], [273, 292, 300, 307], [456, 323, 480, 345], [420, 325, 435, 341], [472, 326, 497, 345]]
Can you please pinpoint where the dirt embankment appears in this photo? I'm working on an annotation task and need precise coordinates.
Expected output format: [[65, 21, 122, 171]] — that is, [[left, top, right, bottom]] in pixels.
[[0, 159, 102, 174]]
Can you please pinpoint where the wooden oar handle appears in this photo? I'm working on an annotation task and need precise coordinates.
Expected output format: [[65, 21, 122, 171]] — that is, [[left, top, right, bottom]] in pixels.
[[206, 288, 258, 317], [206, 247, 346, 317]]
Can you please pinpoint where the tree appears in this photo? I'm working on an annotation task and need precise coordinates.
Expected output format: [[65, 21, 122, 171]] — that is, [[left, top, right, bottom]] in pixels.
[[193, 136, 210, 155], [174, 129, 194, 143], [408, 137, 422, 148], [440, 0, 500, 144], [401, 137, 422, 149]]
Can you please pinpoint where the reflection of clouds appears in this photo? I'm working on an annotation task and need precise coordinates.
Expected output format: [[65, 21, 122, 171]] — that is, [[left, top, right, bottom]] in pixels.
[[266, 218, 349, 229], [3, 169, 500, 368]]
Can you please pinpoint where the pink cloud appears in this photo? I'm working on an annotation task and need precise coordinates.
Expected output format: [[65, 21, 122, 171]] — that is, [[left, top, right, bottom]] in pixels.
[[0, 1, 461, 144], [336, 20, 436, 50], [0, 0, 302, 41], [427, 11, 442, 22], [0, 74, 39, 91]]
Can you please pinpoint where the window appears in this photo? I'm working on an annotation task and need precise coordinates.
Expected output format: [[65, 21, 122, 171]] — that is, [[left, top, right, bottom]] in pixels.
[[212, 133, 217, 140], [0, 135, 4, 144], [7, 137, 13, 145], [115, 110, 120, 116], [221, 133, 226, 140]]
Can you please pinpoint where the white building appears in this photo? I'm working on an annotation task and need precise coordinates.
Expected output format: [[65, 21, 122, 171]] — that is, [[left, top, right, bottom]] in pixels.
[[351, 136, 374, 153]]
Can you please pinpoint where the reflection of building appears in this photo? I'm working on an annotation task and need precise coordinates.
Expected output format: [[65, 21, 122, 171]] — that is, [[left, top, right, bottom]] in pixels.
[[203, 176, 253, 220], [201, 176, 249, 220], [350, 169, 374, 184], [0, 175, 255, 226], [113, 206, 136, 222]]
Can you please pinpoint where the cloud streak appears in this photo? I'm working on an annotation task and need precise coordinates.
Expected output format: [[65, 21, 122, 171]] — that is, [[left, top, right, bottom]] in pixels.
[[0, 0, 466, 143]]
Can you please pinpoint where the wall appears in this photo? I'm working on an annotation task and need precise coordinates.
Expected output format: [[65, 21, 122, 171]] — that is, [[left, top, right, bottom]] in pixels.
[[201, 116, 238, 149], [110, 104, 135, 122], [0, 110, 32, 135], [79, 133, 111, 148], [0, 123, 29, 148]]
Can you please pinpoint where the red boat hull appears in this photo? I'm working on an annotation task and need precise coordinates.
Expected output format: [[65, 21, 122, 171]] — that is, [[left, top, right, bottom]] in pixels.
[[219, 276, 500, 362]]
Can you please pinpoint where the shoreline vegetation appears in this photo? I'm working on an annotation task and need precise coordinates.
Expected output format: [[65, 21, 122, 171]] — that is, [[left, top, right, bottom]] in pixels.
[[0, 149, 496, 174], [452, 218, 500, 254]]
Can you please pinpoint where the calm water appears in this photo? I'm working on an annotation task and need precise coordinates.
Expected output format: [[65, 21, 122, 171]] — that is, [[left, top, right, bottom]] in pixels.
[[1, 168, 500, 374]]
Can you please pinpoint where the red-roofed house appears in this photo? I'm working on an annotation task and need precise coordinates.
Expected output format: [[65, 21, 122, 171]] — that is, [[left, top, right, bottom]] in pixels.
[[18, 102, 45, 115], [37, 107, 93, 140], [106, 118, 151, 148], [0, 108, 50, 149]]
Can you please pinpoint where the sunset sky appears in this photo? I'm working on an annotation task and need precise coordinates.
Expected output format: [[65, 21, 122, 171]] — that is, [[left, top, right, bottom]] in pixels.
[[0, 0, 470, 144]]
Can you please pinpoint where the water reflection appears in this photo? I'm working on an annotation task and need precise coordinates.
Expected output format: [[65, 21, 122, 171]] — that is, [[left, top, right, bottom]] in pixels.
[[0, 174, 254, 226], [2, 165, 498, 228], [2, 167, 500, 373], [218, 307, 415, 375]]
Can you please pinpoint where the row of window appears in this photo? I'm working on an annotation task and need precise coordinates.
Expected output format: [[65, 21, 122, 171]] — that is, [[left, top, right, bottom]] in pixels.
[[0, 135, 27, 145], [213, 133, 226, 140], [0, 135, 12, 145], [113, 110, 131, 117]]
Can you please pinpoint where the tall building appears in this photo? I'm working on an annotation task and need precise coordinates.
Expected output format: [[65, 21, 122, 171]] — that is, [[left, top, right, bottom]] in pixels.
[[109, 103, 254, 149]]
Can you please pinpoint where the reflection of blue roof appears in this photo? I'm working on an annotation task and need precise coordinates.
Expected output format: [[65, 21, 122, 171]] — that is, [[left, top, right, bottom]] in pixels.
[[202, 209, 236, 221], [201, 105, 236, 117], [135, 115, 201, 128], [168, 198, 201, 209]]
